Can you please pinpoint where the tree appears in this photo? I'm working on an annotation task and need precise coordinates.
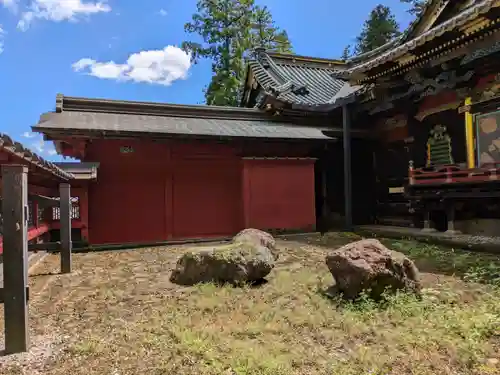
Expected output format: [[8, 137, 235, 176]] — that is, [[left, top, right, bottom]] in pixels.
[[353, 4, 401, 55], [401, 0, 428, 17], [250, 6, 292, 53], [182, 0, 292, 107], [340, 45, 352, 60]]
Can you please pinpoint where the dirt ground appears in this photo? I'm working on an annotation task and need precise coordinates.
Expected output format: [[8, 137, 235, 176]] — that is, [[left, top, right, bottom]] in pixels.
[[0, 232, 499, 375]]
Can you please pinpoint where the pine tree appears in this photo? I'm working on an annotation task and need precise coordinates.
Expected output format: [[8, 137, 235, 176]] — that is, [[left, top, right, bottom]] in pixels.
[[250, 6, 292, 53], [341, 45, 352, 60], [353, 5, 401, 55], [182, 0, 292, 106]]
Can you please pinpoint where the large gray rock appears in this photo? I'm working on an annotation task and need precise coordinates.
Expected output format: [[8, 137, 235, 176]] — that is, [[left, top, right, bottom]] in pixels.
[[325, 239, 421, 300], [170, 230, 277, 286], [233, 228, 279, 261]]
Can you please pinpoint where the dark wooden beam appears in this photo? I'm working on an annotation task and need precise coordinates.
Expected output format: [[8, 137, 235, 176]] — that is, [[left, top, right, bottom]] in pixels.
[[28, 242, 61, 252], [1, 164, 29, 354], [342, 104, 353, 230], [59, 183, 72, 273]]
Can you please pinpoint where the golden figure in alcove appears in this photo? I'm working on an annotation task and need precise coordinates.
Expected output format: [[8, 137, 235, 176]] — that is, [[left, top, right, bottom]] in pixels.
[[426, 124, 453, 167]]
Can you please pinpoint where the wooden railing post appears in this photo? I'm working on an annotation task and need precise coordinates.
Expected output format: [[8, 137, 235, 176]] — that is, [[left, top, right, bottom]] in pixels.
[[1, 165, 29, 354], [59, 183, 72, 273]]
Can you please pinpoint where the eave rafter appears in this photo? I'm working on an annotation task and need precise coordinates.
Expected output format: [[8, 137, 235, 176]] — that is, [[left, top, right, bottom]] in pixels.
[[357, 17, 500, 85], [338, 1, 500, 85]]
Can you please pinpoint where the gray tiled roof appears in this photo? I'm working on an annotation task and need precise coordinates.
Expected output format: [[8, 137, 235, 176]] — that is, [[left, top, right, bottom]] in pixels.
[[248, 51, 351, 106], [335, 0, 497, 79], [0, 133, 73, 180], [35, 111, 335, 140]]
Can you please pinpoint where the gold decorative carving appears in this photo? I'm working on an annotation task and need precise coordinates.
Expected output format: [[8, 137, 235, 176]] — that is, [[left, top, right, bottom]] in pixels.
[[377, 114, 407, 131], [472, 73, 500, 102]]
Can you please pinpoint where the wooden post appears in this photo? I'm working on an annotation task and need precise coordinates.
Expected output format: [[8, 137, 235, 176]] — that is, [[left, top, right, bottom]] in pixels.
[[2, 165, 29, 354], [59, 183, 72, 273], [342, 104, 353, 230]]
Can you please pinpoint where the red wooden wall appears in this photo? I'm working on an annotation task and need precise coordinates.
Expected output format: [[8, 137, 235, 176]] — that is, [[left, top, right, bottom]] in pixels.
[[84, 139, 316, 245], [242, 159, 316, 231]]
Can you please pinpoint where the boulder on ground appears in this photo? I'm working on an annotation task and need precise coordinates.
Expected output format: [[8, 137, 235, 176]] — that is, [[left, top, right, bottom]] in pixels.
[[325, 239, 421, 300], [170, 229, 277, 286], [233, 228, 279, 261]]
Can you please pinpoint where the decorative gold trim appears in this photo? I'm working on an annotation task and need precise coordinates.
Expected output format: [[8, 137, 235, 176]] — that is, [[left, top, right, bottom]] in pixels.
[[460, 18, 489, 34], [396, 54, 415, 65], [388, 187, 404, 194], [464, 97, 475, 168], [359, 19, 500, 84]]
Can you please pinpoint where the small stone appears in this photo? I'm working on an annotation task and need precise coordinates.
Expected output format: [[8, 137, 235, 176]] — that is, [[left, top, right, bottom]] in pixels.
[[487, 358, 499, 366]]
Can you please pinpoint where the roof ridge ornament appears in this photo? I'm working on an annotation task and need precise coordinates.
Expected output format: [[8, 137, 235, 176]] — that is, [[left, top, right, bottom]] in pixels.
[[56, 93, 64, 113], [253, 47, 268, 63], [269, 81, 310, 97]]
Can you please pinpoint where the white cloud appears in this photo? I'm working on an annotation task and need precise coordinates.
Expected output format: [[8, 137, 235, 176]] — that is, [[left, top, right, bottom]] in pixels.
[[158, 9, 167, 16], [31, 138, 45, 153], [0, 0, 18, 12], [72, 46, 192, 86], [22, 131, 37, 138], [0, 26, 4, 54], [31, 138, 57, 156], [21, 131, 57, 157], [17, 0, 111, 31]]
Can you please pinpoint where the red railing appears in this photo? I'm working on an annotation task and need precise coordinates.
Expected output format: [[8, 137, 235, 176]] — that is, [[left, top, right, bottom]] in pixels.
[[0, 197, 81, 254], [0, 224, 51, 254], [409, 163, 500, 185]]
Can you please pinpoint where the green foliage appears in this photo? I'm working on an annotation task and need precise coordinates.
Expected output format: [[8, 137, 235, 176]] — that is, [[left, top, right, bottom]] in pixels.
[[182, 0, 292, 106], [250, 6, 292, 54], [353, 4, 401, 55], [401, 0, 429, 17], [340, 45, 352, 60], [387, 239, 500, 287]]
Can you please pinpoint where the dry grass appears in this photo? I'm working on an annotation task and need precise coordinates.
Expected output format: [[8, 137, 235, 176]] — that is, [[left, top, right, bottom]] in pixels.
[[1, 233, 500, 375]]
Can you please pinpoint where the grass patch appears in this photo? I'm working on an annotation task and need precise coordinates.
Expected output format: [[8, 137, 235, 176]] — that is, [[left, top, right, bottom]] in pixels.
[[1, 233, 499, 374]]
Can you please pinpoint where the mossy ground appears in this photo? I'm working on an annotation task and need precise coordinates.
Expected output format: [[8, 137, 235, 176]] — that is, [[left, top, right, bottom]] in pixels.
[[1, 232, 499, 375]]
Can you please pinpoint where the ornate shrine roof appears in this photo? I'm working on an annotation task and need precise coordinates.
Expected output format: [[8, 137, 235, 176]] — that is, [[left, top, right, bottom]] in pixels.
[[334, 0, 500, 82], [241, 50, 356, 108]]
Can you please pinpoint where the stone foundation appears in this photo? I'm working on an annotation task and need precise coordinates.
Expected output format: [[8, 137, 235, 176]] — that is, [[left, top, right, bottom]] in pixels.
[[455, 219, 500, 237]]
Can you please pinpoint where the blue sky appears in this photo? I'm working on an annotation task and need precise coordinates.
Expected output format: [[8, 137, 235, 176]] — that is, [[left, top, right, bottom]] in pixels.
[[0, 0, 414, 161]]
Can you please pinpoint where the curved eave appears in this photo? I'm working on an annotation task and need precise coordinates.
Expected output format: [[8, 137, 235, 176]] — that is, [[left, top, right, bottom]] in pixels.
[[338, 0, 500, 83], [0, 133, 73, 180]]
